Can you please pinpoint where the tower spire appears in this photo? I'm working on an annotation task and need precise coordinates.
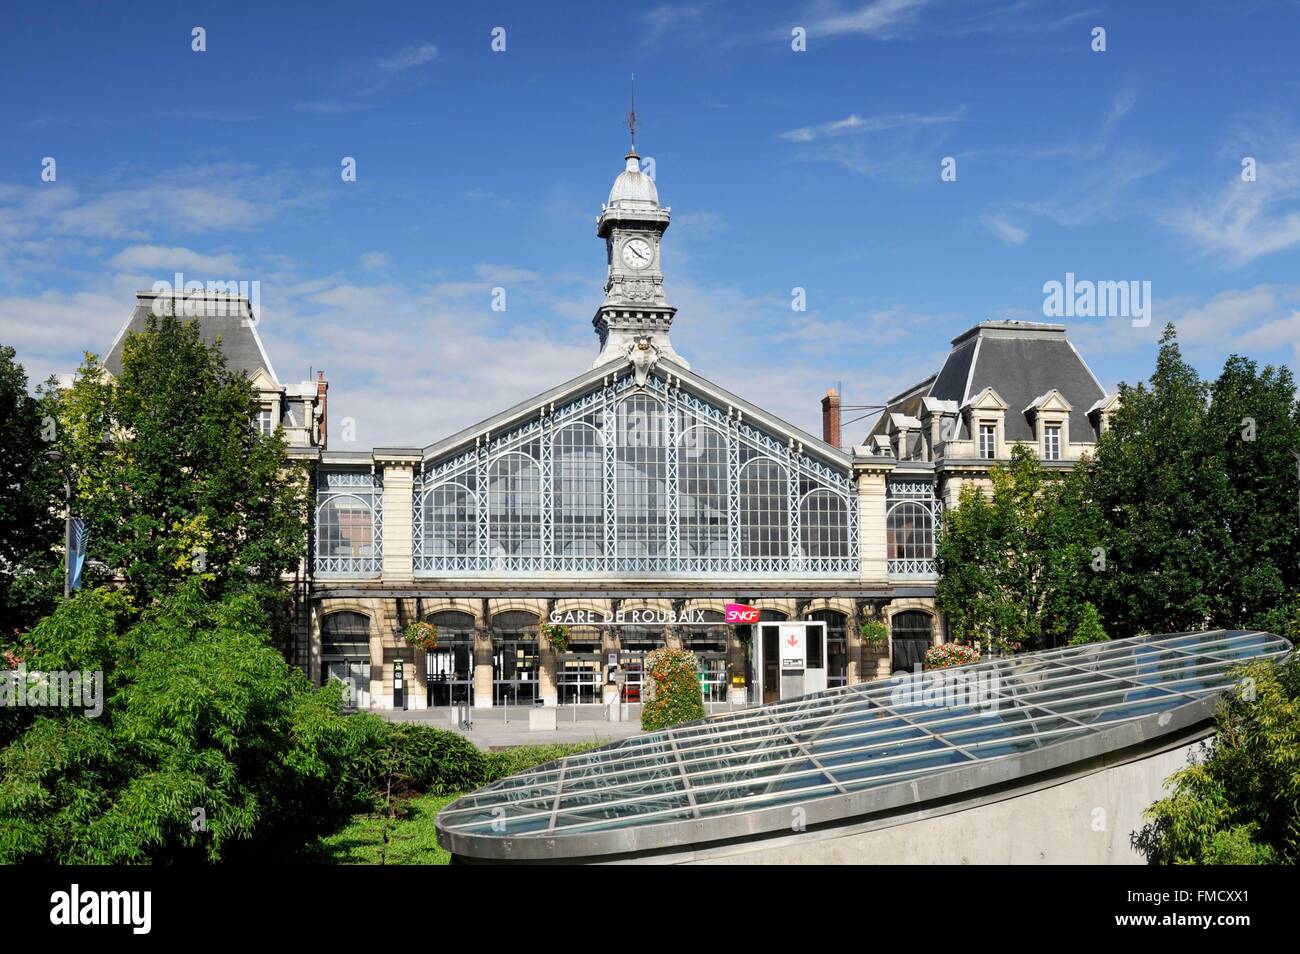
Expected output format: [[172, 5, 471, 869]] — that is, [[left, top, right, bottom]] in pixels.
[[627, 72, 638, 156]]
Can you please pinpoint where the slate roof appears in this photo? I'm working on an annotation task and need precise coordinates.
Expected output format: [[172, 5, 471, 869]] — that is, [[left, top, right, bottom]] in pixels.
[[869, 321, 1106, 443], [103, 290, 278, 384]]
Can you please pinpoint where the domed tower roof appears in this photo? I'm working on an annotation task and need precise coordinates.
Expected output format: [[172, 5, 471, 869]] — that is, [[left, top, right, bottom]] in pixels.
[[607, 147, 659, 209]]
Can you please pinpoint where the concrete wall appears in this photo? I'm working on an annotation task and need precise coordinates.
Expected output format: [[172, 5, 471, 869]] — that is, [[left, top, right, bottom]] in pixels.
[[657, 741, 1197, 865]]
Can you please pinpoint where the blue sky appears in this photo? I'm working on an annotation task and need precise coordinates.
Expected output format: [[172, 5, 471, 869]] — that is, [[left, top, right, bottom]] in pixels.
[[3, 0, 1299, 447]]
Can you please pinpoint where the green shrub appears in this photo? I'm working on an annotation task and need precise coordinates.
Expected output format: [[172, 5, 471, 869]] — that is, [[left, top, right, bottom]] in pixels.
[[1135, 653, 1300, 864], [1069, 602, 1110, 645], [640, 647, 705, 732], [386, 724, 488, 795]]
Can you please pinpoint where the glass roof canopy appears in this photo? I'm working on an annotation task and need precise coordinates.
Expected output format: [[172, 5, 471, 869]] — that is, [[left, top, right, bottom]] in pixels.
[[436, 630, 1292, 863]]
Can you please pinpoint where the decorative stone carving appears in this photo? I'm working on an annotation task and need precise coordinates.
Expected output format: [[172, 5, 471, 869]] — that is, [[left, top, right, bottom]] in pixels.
[[626, 336, 660, 387]]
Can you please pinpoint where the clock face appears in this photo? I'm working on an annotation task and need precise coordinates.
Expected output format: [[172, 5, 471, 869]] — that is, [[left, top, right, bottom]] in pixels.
[[621, 237, 653, 269]]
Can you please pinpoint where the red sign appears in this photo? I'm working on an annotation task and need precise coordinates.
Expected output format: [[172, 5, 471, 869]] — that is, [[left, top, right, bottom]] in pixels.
[[725, 603, 760, 624]]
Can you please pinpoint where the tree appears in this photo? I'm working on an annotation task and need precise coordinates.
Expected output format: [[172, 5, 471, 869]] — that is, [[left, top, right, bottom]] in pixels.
[[1083, 326, 1300, 637], [1069, 602, 1109, 645], [55, 313, 308, 614], [936, 445, 1098, 652], [1202, 355, 1300, 633], [1135, 653, 1300, 864], [0, 584, 382, 862], [1083, 325, 1230, 637], [0, 345, 64, 632]]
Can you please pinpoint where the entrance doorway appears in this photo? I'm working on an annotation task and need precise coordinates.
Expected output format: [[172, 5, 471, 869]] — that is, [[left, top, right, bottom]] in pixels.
[[754, 620, 827, 704], [324, 659, 371, 708], [492, 611, 540, 706], [426, 611, 474, 707], [891, 610, 934, 673]]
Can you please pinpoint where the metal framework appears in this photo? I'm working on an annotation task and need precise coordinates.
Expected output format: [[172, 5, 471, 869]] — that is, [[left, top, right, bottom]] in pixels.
[[313, 470, 383, 576], [886, 479, 940, 577], [413, 371, 858, 576], [436, 629, 1292, 861]]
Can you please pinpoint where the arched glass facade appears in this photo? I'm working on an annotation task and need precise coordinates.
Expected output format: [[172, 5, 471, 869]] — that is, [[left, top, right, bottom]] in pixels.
[[413, 372, 857, 576], [313, 471, 383, 576], [886, 480, 940, 576]]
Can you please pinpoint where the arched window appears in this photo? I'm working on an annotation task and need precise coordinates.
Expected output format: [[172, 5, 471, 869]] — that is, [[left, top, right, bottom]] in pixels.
[[615, 393, 668, 558], [886, 482, 938, 576], [739, 457, 789, 559], [554, 423, 603, 560], [488, 452, 541, 557], [800, 489, 850, 559], [424, 483, 476, 557], [321, 611, 371, 655], [315, 471, 382, 576], [679, 425, 728, 561], [427, 610, 476, 633]]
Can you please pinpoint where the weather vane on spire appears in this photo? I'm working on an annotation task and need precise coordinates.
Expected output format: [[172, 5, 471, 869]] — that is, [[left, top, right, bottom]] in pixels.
[[627, 72, 638, 151]]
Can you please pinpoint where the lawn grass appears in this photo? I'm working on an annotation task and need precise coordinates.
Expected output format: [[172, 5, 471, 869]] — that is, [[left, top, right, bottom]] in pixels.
[[307, 741, 601, 865]]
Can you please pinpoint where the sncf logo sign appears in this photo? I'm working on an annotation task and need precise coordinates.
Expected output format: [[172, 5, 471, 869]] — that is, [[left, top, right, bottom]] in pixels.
[[725, 603, 760, 624]]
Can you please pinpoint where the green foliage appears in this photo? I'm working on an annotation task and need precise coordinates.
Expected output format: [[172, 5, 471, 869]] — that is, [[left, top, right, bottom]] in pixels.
[[1136, 653, 1300, 864], [0, 345, 63, 632], [0, 584, 373, 863], [936, 445, 1099, 652], [377, 724, 488, 796], [1085, 327, 1300, 637], [640, 647, 705, 731], [1069, 602, 1109, 645], [860, 619, 888, 647], [541, 623, 570, 654], [54, 314, 308, 611], [938, 325, 1300, 648], [482, 742, 600, 783]]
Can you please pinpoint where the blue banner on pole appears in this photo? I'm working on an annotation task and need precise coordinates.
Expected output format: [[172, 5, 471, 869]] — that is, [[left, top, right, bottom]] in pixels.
[[69, 517, 88, 591]]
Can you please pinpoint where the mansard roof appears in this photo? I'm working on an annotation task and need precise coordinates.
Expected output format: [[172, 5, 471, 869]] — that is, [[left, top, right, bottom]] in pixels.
[[870, 320, 1106, 443], [104, 290, 278, 384], [418, 355, 852, 473]]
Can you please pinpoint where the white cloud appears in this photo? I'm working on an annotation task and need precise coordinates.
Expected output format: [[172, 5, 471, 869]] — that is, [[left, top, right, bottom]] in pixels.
[[1165, 138, 1300, 266], [359, 251, 392, 271], [803, 0, 931, 40], [779, 108, 963, 143], [981, 214, 1028, 246], [108, 244, 242, 275], [378, 43, 438, 72]]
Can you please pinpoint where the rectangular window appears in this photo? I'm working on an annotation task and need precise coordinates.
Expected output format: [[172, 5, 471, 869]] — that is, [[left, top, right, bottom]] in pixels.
[[978, 423, 996, 460], [255, 408, 275, 436], [1044, 425, 1061, 461]]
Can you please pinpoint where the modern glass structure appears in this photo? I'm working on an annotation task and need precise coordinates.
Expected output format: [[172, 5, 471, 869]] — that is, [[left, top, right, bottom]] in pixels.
[[436, 630, 1292, 863]]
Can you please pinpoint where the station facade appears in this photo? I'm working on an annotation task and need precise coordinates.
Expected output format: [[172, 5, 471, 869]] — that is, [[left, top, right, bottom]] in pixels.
[[105, 141, 1114, 712]]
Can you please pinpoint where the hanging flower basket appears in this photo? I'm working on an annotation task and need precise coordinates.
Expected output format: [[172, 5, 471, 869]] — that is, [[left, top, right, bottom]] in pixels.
[[404, 620, 439, 651], [859, 619, 888, 649], [541, 622, 570, 654]]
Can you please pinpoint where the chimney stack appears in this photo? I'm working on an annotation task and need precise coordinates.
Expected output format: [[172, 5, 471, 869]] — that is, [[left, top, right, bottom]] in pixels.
[[821, 388, 842, 448], [316, 370, 329, 450]]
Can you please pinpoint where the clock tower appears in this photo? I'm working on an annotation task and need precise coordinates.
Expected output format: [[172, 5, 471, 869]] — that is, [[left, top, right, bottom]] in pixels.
[[592, 143, 688, 369]]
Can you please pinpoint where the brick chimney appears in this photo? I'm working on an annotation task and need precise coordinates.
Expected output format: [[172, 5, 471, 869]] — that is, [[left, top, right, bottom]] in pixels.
[[316, 370, 329, 450], [821, 388, 841, 448]]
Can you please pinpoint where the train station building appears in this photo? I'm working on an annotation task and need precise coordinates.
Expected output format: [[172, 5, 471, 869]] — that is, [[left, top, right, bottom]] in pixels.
[[105, 140, 1113, 712]]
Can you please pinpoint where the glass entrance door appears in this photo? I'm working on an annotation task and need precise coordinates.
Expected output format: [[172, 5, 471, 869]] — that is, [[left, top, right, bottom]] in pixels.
[[324, 659, 371, 709], [427, 641, 472, 707]]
